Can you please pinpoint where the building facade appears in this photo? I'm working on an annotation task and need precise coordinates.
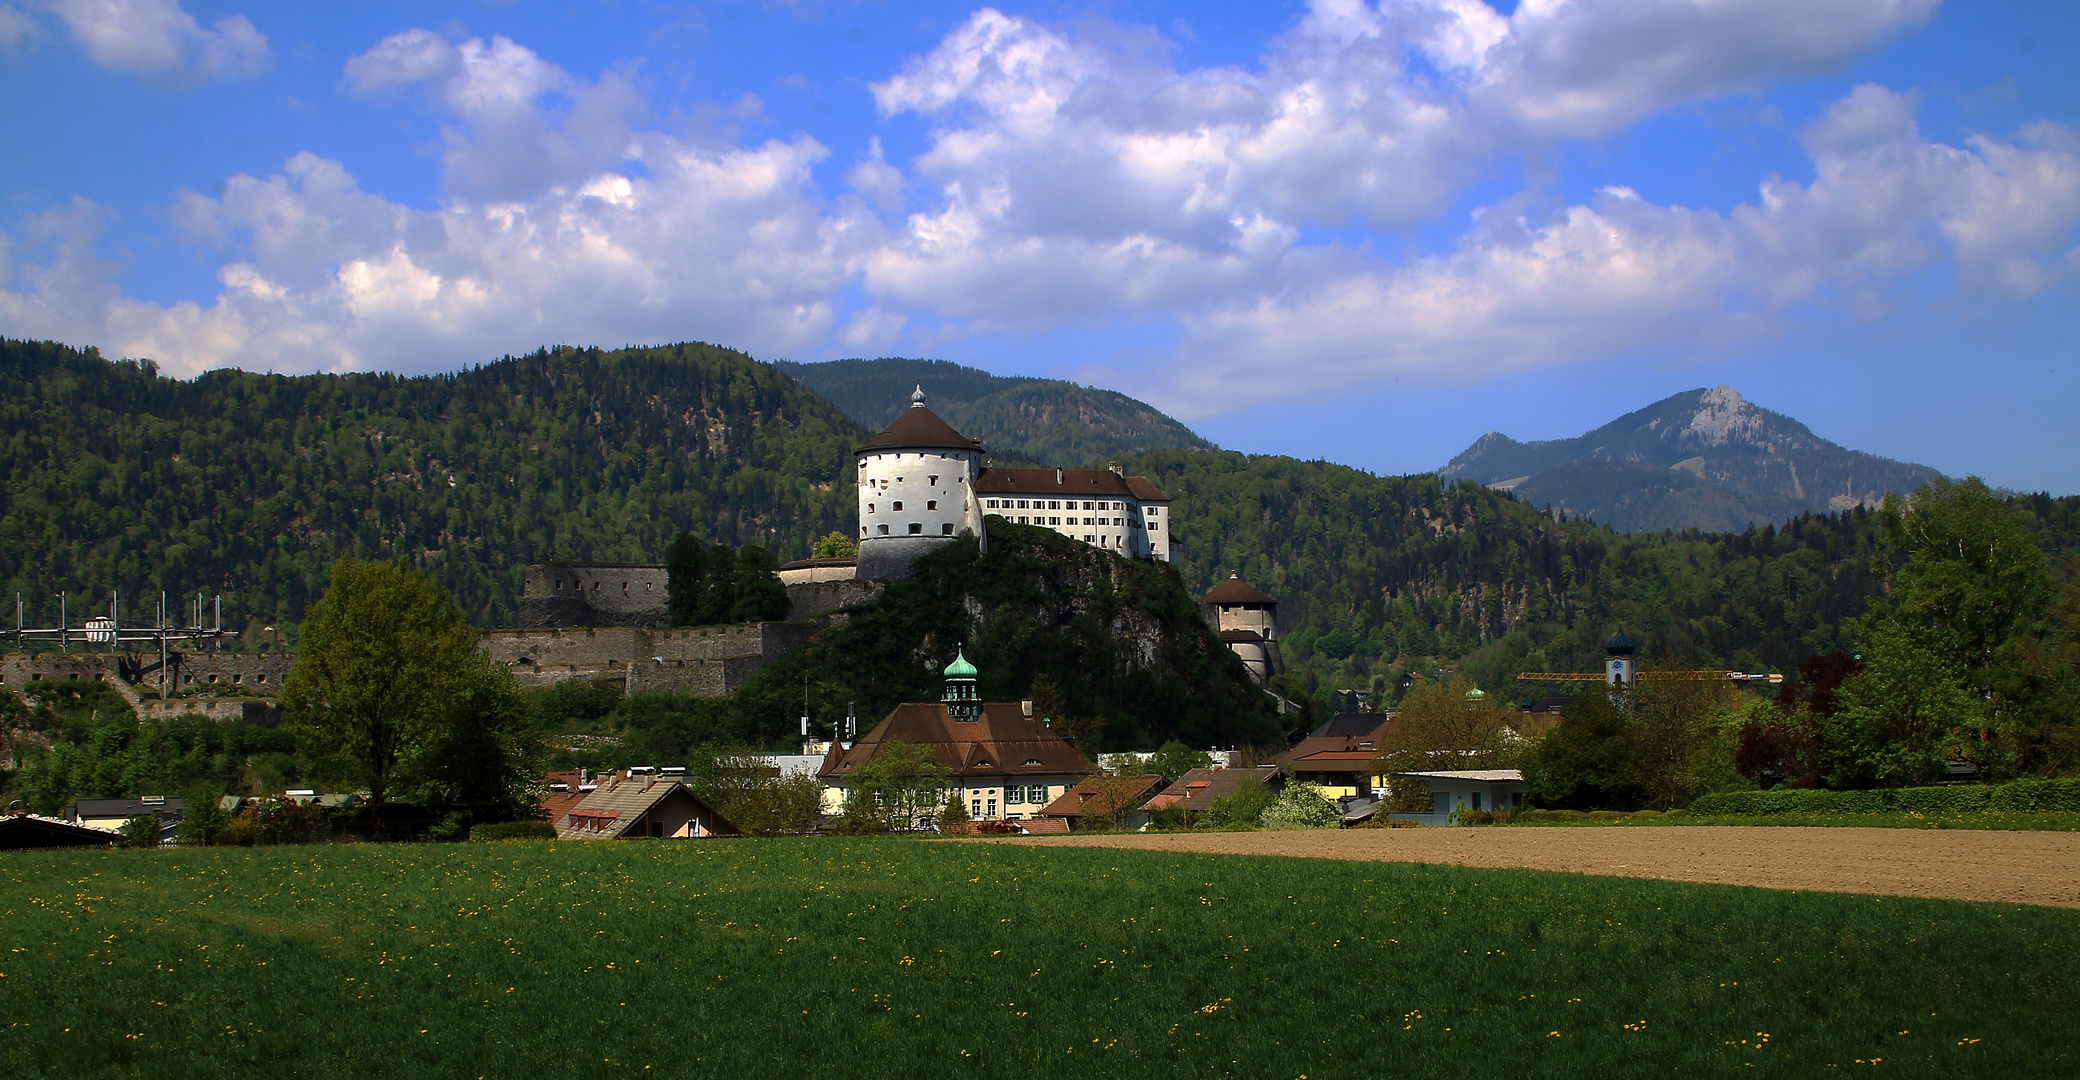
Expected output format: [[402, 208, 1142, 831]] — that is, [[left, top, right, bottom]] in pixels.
[[854, 386, 1177, 578]]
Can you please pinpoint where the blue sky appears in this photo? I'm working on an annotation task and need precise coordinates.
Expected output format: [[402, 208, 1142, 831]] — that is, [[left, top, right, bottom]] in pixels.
[[3, 0, 2076, 491]]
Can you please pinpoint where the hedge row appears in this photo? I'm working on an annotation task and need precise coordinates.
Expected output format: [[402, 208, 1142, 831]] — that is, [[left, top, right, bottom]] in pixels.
[[1691, 779, 2080, 816], [467, 821, 557, 842]]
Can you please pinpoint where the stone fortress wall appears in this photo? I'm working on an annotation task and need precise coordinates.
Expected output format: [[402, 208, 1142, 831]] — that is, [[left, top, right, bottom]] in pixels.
[[0, 651, 289, 724], [480, 621, 818, 696]]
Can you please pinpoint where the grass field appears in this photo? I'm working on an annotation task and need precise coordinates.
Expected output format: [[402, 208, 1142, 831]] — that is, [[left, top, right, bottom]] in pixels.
[[3, 839, 2075, 1078]]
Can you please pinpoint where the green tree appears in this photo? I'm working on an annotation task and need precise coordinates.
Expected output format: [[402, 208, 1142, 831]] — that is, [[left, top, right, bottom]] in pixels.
[[1144, 739, 1213, 783], [283, 557, 523, 836], [1630, 668, 1730, 809], [666, 533, 708, 627], [118, 814, 162, 849], [840, 741, 951, 832], [688, 750, 824, 837], [1524, 685, 1643, 810], [1199, 771, 1274, 828], [1824, 622, 1981, 787], [177, 792, 232, 846], [1375, 675, 1510, 810], [729, 546, 792, 624], [812, 532, 859, 559]]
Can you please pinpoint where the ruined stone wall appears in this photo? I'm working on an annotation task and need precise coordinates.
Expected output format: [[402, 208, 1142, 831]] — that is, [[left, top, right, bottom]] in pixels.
[[785, 579, 885, 622], [518, 563, 670, 628], [483, 621, 814, 698]]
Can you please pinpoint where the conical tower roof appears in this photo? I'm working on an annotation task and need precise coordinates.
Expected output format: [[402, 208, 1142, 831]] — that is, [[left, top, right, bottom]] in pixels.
[[857, 387, 983, 454], [1605, 631, 1637, 656]]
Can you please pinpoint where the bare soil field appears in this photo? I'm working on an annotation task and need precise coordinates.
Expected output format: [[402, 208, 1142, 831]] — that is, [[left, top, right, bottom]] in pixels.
[[987, 826, 2080, 909]]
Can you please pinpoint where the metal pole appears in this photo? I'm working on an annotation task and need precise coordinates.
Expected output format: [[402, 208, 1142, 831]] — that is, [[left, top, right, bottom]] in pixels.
[[159, 591, 167, 697], [58, 591, 65, 653]]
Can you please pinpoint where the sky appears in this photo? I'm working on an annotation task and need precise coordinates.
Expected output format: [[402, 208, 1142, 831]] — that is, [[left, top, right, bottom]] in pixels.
[[2, 0, 2076, 491]]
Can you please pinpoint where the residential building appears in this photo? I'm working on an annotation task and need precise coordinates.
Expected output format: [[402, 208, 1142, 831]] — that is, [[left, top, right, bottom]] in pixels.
[[0, 814, 117, 850], [818, 651, 1092, 824], [1037, 775, 1166, 831], [1386, 770, 1527, 825], [68, 796, 183, 837], [1276, 715, 1395, 800], [1141, 765, 1282, 820], [552, 768, 735, 840]]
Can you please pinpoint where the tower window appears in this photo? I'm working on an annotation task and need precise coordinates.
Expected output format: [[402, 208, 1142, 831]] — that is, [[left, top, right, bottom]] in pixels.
[[942, 523, 954, 535], [927, 500, 937, 510], [867, 503, 875, 513], [929, 475, 938, 485], [909, 523, 923, 534], [892, 501, 902, 511], [878, 524, 890, 535]]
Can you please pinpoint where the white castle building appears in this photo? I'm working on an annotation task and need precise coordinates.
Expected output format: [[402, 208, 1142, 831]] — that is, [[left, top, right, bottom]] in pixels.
[[854, 387, 1177, 579]]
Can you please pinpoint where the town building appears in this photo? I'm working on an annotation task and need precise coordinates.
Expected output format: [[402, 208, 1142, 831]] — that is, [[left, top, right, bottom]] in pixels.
[[1386, 769, 1527, 825], [1199, 574, 1282, 681], [854, 386, 1177, 578], [1276, 714, 1394, 801], [0, 814, 117, 850], [1140, 765, 1283, 821], [817, 651, 1092, 824], [1037, 775, 1166, 831], [68, 796, 184, 837], [550, 767, 736, 840]]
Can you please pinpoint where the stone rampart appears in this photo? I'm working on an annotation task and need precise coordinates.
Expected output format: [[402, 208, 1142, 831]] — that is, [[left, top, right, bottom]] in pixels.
[[483, 621, 814, 698], [519, 563, 669, 628], [786, 579, 885, 621]]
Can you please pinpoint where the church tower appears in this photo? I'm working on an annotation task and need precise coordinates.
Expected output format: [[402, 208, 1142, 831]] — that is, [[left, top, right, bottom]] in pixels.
[[1605, 631, 1637, 685], [942, 648, 981, 722], [855, 386, 987, 579]]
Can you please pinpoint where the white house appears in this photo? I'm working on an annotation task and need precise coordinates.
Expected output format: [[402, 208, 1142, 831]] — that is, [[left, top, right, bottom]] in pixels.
[[1386, 769, 1527, 825]]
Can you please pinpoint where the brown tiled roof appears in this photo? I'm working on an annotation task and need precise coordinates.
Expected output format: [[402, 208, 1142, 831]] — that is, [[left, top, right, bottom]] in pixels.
[[1123, 476, 1169, 502], [818, 702, 1094, 781], [1038, 775, 1164, 818], [975, 467, 1138, 498], [540, 769, 589, 824], [1141, 766, 1276, 812], [1201, 574, 1276, 605], [1275, 714, 1395, 766], [554, 774, 734, 840], [859, 405, 983, 454]]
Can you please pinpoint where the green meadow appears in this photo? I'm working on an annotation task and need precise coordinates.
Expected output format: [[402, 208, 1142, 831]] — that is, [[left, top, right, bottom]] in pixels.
[[2, 840, 2074, 1079]]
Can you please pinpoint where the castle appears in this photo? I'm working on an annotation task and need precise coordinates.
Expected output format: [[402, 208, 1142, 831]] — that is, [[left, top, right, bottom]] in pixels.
[[854, 386, 1176, 578]]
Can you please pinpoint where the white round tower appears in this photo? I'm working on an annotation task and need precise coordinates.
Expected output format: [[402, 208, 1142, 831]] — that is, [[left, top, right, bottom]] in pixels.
[[855, 385, 986, 579]]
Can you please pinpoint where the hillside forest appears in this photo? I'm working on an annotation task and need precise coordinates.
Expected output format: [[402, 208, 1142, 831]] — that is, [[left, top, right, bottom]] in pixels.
[[5, 337, 2077, 700]]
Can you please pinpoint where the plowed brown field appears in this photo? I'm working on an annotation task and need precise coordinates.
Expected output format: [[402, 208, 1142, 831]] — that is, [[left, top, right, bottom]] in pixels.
[[983, 827, 2080, 908]]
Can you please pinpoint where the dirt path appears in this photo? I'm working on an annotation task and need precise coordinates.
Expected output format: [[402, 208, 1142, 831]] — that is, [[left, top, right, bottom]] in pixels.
[[982, 827, 2080, 909]]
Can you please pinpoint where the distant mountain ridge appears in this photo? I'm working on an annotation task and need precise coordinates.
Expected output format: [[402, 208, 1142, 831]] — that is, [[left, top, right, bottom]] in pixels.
[[1440, 386, 1944, 533], [775, 357, 1214, 467]]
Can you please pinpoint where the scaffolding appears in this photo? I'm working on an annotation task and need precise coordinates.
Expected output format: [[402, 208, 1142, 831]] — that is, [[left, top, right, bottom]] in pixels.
[[8, 591, 239, 695]]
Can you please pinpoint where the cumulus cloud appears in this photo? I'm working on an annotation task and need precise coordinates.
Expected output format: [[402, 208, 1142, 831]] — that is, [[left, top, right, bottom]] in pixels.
[[343, 29, 646, 202], [1149, 85, 2080, 415], [6, 6, 2077, 422], [35, 0, 267, 81]]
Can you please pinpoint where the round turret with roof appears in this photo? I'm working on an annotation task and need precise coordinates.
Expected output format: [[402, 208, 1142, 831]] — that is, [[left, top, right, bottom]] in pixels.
[[855, 385, 988, 579], [1604, 630, 1637, 685], [942, 647, 981, 722]]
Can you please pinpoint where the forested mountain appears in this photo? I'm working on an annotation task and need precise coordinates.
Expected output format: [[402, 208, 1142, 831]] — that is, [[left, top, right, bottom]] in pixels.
[[1440, 386, 1943, 532], [1125, 449, 2080, 696], [0, 339, 864, 638], [775, 357, 1212, 466]]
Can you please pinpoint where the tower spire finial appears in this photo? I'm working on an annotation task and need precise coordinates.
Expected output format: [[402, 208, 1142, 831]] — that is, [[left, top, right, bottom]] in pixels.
[[910, 383, 926, 407]]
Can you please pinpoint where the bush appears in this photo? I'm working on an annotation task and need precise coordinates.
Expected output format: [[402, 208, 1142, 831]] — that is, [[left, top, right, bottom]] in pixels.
[[1691, 777, 2080, 817], [1259, 782, 1343, 830], [469, 821, 557, 842], [118, 815, 162, 849]]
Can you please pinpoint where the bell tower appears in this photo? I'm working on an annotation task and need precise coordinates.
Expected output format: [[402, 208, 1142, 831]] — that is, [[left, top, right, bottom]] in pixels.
[[942, 648, 980, 722]]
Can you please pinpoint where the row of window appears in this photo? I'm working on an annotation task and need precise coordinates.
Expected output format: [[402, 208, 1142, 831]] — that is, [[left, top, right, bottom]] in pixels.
[[865, 500, 945, 514], [986, 498, 1154, 514], [865, 473, 949, 488], [867, 523, 958, 536]]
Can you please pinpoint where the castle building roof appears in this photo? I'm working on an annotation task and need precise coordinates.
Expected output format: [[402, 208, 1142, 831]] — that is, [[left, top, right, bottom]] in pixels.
[[974, 467, 1165, 500], [1200, 573, 1276, 606], [817, 702, 1093, 781], [857, 400, 982, 454]]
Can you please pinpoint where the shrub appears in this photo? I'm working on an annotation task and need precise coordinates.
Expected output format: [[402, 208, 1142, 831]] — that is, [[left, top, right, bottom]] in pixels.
[[118, 815, 162, 849], [1691, 777, 2080, 817], [469, 821, 556, 842], [1259, 782, 1343, 830]]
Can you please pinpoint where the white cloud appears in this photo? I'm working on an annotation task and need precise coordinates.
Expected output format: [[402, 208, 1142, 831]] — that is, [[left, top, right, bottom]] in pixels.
[[37, 0, 267, 81], [0, 4, 38, 51], [344, 30, 645, 202], [1394, 0, 1939, 137], [7, 8, 2077, 425]]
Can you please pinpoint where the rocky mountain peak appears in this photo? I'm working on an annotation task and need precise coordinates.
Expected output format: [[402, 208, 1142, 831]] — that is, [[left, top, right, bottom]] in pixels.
[[1682, 385, 1768, 449]]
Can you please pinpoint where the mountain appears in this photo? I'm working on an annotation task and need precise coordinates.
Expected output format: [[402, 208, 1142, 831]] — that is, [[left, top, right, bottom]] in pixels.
[[774, 357, 1213, 466], [0, 338, 865, 635], [1439, 386, 1944, 533]]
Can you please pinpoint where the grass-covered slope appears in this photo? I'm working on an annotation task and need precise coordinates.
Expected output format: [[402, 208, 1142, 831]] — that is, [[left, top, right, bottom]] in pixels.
[[776, 357, 1213, 466], [730, 518, 1283, 752], [0, 339, 867, 636], [2, 840, 2072, 1078]]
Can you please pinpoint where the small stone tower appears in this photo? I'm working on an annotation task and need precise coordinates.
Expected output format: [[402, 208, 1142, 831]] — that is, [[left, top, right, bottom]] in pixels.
[[1200, 573, 1282, 682], [942, 648, 981, 722], [855, 386, 987, 579]]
